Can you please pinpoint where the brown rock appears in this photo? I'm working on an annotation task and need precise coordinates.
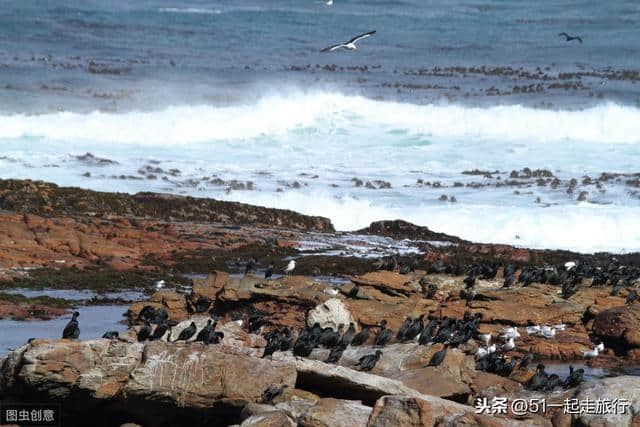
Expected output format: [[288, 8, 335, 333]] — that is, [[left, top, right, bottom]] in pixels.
[[240, 411, 296, 427], [0, 298, 67, 320], [592, 304, 640, 350], [367, 395, 542, 427], [192, 271, 229, 300], [277, 397, 372, 427], [1, 336, 296, 425], [350, 271, 418, 297]]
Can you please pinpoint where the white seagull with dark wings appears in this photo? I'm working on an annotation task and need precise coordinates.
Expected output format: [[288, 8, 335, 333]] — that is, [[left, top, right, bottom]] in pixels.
[[320, 30, 376, 52]]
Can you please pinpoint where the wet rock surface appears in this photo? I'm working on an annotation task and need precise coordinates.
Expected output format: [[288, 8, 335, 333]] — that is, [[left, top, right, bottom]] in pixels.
[[1, 179, 640, 426]]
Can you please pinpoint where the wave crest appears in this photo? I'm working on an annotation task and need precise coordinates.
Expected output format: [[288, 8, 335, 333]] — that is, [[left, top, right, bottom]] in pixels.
[[0, 92, 639, 145]]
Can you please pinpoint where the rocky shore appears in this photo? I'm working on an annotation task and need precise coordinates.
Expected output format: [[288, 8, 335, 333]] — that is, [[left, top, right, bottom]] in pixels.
[[1, 178, 640, 426]]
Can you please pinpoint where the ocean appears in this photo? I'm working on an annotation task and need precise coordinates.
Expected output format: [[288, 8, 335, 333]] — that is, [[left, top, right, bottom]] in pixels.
[[1, 0, 640, 253]]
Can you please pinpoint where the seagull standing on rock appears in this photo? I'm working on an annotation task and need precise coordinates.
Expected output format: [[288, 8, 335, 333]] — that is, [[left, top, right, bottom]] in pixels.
[[284, 260, 296, 275], [502, 337, 516, 352], [478, 333, 491, 346], [320, 30, 376, 52]]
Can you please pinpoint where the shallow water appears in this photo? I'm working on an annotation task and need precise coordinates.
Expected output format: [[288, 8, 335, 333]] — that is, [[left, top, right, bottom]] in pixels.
[[0, 305, 129, 357], [297, 232, 424, 258], [0, 288, 146, 302], [544, 362, 640, 383]]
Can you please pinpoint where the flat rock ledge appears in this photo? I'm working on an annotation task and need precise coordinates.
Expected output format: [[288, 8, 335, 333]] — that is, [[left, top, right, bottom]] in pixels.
[[1, 335, 539, 427]]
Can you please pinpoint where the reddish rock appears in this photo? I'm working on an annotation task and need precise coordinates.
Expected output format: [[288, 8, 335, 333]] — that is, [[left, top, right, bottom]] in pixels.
[[192, 271, 229, 300], [592, 303, 640, 350], [0, 299, 67, 320], [367, 395, 546, 427]]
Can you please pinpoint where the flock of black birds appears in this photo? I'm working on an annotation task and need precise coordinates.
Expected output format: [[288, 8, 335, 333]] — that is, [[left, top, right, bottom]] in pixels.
[[420, 256, 640, 306], [54, 252, 640, 401], [527, 364, 584, 392], [258, 310, 482, 372]]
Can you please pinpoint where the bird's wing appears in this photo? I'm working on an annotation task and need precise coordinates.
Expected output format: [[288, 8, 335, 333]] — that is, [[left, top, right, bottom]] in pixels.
[[320, 43, 346, 52], [62, 321, 76, 336], [349, 30, 376, 44], [558, 32, 568, 37]]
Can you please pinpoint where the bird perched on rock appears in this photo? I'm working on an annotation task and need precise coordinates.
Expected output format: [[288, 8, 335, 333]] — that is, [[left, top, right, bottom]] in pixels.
[[544, 373, 562, 391], [540, 326, 556, 339], [500, 327, 520, 340], [279, 328, 294, 351], [428, 345, 448, 367], [260, 384, 288, 404], [396, 317, 412, 342], [319, 325, 343, 348], [62, 311, 80, 339], [196, 319, 214, 342], [526, 325, 541, 335], [293, 325, 317, 357], [527, 364, 549, 391], [102, 331, 119, 339], [326, 343, 347, 364], [501, 337, 515, 352], [137, 305, 156, 323], [137, 321, 152, 342], [464, 275, 476, 289], [503, 274, 515, 288], [418, 319, 438, 345], [561, 282, 576, 299], [248, 311, 269, 334], [195, 296, 212, 313], [346, 284, 359, 299], [284, 260, 296, 275], [340, 323, 356, 346], [307, 323, 323, 345], [355, 350, 382, 371], [262, 331, 283, 358], [150, 321, 169, 341], [504, 263, 517, 278], [265, 263, 274, 279], [205, 330, 224, 345], [404, 314, 425, 342], [245, 257, 257, 276], [374, 320, 392, 347], [153, 308, 169, 325], [351, 326, 370, 346], [462, 288, 476, 307], [478, 333, 491, 346], [563, 365, 584, 388], [627, 290, 638, 305], [424, 283, 438, 299], [175, 322, 197, 341]]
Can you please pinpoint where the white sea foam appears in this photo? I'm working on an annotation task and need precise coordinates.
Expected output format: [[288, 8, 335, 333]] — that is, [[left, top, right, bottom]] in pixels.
[[0, 92, 639, 145], [1, 92, 639, 253], [216, 191, 640, 253]]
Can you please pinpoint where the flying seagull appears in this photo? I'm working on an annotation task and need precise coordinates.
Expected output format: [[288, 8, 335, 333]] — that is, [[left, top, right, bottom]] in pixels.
[[558, 32, 583, 43], [321, 30, 376, 52]]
